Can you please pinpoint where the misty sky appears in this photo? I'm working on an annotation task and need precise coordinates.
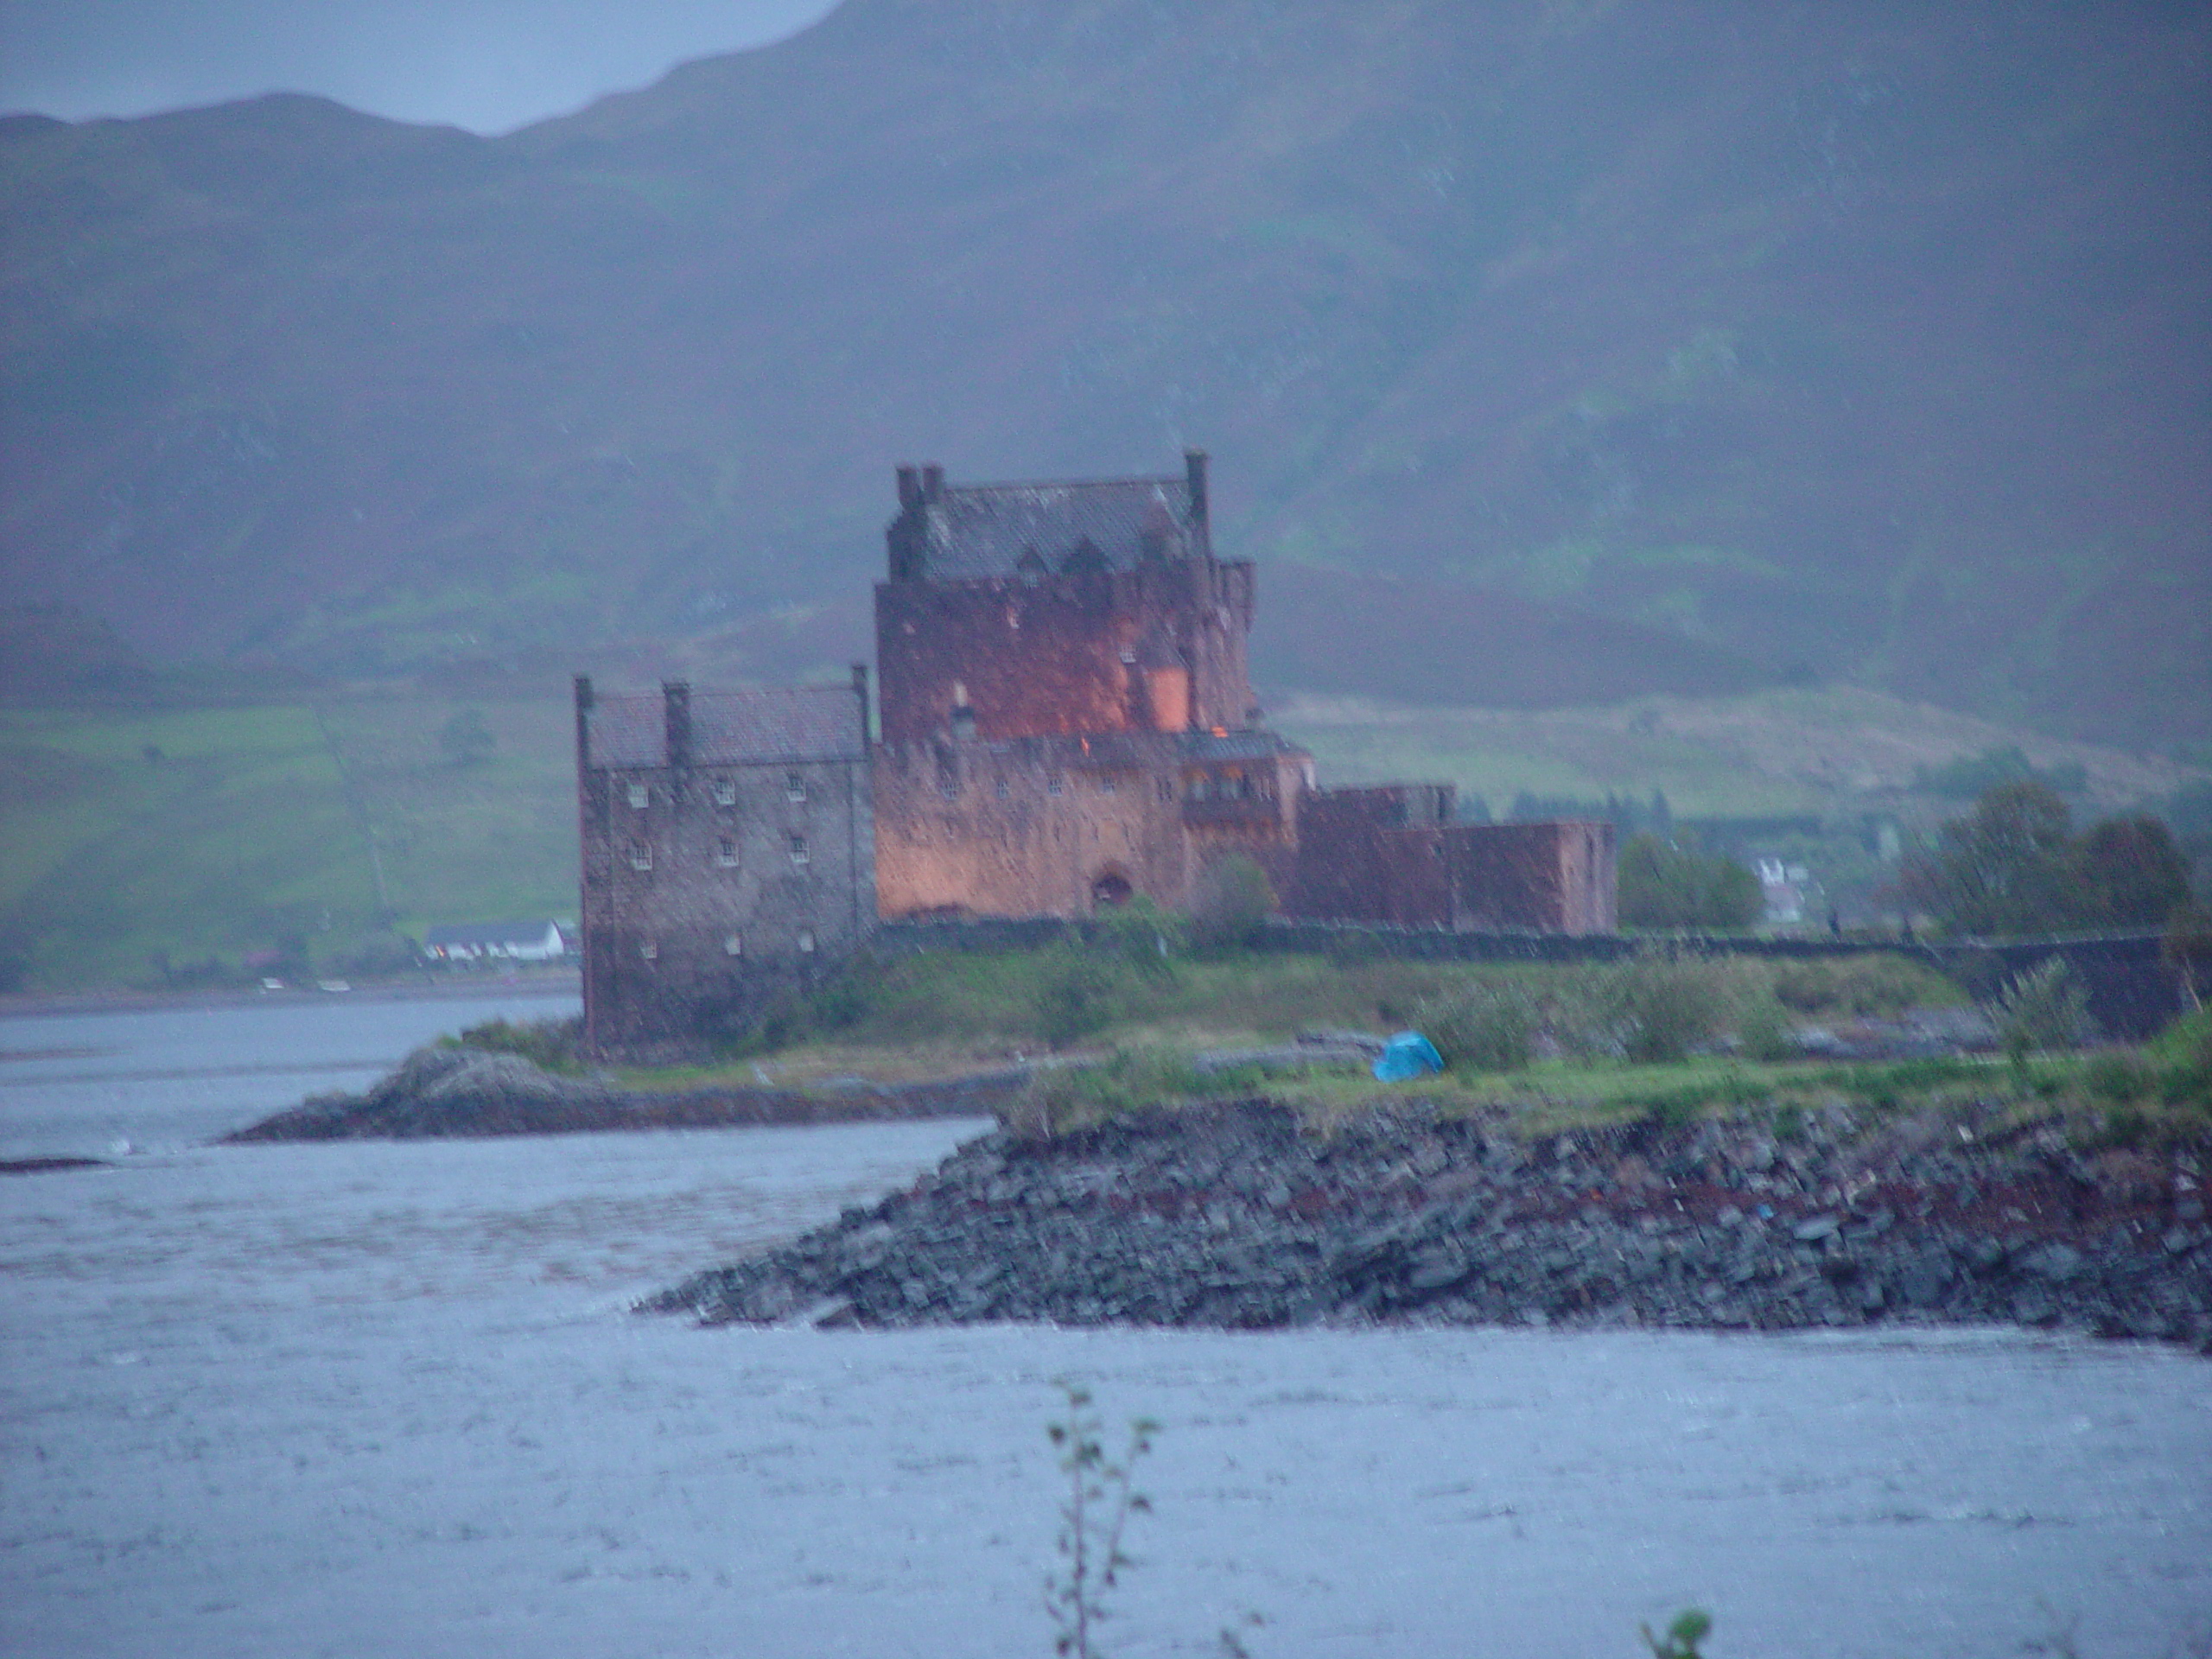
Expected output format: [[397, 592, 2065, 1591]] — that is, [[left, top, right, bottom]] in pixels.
[[0, 0, 841, 133]]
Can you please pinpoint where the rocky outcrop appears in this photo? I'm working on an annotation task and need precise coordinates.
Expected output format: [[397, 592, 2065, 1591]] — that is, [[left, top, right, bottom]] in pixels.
[[650, 1101, 2211, 1350], [224, 1044, 1026, 1141]]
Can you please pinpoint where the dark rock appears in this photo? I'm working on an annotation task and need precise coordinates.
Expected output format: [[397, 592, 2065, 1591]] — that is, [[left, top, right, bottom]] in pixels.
[[0, 1155, 111, 1175], [2019, 1243, 2085, 1284], [1899, 1255, 1956, 1309], [2012, 1290, 2060, 1326], [642, 1102, 2212, 1351], [1967, 1236, 2009, 1275]]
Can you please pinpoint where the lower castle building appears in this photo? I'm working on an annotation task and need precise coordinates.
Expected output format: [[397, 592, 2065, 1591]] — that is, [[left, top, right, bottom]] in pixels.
[[574, 673, 872, 1058]]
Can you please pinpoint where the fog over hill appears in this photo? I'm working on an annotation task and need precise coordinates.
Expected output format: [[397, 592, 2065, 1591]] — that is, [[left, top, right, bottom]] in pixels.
[[3, 0, 2205, 747]]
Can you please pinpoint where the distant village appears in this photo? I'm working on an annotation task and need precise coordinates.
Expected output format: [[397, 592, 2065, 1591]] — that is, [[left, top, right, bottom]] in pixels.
[[572, 454, 1616, 1055]]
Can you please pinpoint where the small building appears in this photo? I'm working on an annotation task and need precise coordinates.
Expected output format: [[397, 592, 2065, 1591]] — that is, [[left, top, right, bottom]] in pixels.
[[1285, 787, 1617, 936], [423, 920, 569, 962], [575, 673, 873, 1059]]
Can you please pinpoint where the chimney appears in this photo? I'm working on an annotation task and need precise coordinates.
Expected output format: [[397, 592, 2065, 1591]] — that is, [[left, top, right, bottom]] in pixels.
[[896, 464, 921, 511], [851, 661, 872, 744], [574, 674, 594, 766], [662, 680, 692, 770], [921, 463, 944, 503], [1184, 448, 1210, 536]]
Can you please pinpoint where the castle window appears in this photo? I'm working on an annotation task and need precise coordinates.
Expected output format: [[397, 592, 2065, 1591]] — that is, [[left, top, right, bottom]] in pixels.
[[723, 932, 743, 957], [639, 941, 658, 961], [1118, 647, 1137, 665], [785, 772, 806, 803], [797, 928, 817, 954], [1157, 778, 1173, 802], [713, 779, 737, 807], [626, 783, 650, 810], [627, 841, 652, 872], [715, 837, 739, 868], [789, 834, 810, 866], [1047, 777, 1064, 797], [995, 777, 1010, 799], [1100, 778, 1116, 796]]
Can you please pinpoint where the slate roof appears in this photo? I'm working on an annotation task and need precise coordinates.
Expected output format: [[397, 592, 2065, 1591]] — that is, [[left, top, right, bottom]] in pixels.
[[920, 475, 1204, 580], [1178, 729, 1311, 763], [585, 686, 866, 768]]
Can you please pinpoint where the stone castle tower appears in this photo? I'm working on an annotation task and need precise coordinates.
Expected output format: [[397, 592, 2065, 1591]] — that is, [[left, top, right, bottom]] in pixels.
[[870, 454, 1311, 919]]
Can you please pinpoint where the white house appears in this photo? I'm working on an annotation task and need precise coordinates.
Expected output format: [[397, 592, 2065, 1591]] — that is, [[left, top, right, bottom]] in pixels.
[[423, 920, 569, 963]]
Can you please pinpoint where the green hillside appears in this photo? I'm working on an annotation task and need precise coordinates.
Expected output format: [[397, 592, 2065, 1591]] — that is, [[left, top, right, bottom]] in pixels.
[[1, 0, 2205, 747], [0, 698, 577, 989], [4, 684, 2200, 991]]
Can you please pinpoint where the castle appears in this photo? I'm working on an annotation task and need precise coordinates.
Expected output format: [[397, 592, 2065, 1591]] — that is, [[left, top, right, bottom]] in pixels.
[[575, 454, 1614, 1055]]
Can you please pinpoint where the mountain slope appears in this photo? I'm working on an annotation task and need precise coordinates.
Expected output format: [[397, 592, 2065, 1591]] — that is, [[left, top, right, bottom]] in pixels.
[[2, 1, 2205, 745]]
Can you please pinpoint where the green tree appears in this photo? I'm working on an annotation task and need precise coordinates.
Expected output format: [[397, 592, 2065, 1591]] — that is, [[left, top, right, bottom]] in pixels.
[[1033, 950, 1121, 1051], [2077, 815, 2191, 927], [1187, 855, 1275, 953], [1905, 784, 2196, 936], [1618, 834, 1761, 930], [1898, 781, 2077, 935]]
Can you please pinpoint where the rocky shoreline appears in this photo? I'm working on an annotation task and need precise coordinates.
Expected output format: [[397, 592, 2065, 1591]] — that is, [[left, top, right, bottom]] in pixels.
[[650, 1099, 2212, 1351], [224, 1044, 1024, 1142]]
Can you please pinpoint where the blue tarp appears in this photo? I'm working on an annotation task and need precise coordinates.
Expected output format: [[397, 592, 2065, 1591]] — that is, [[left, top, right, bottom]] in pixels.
[[1372, 1031, 1444, 1081]]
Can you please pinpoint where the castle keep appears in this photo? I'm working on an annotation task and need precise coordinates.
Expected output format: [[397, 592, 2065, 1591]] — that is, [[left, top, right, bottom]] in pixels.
[[576, 454, 1615, 1053], [873, 454, 1313, 917]]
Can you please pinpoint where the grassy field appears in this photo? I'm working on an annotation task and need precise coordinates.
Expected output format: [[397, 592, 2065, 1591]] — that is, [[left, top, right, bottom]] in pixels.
[[459, 944, 2209, 1150], [1271, 684, 2205, 823], [569, 943, 1967, 1080], [3, 681, 2202, 989], [0, 697, 577, 988]]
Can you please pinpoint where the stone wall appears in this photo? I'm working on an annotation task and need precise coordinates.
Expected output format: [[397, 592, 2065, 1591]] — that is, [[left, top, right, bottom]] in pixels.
[[872, 733, 1191, 919], [1286, 789, 1616, 934], [577, 678, 872, 1058], [874, 559, 1255, 747], [1284, 787, 1452, 925], [1446, 819, 1618, 936]]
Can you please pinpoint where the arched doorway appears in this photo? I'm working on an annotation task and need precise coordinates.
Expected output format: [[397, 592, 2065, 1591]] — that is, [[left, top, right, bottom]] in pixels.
[[1090, 868, 1134, 909]]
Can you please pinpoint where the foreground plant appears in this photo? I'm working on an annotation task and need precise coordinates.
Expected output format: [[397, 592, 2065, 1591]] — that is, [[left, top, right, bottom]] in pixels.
[[1046, 1381, 1158, 1658], [1642, 1607, 1713, 1657]]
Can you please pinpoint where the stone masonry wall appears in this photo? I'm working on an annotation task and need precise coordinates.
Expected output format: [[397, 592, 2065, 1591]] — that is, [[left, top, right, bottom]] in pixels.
[[874, 560, 1255, 747], [581, 738, 872, 1058], [873, 734, 1193, 919], [1287, 793, 1616, 934], [1447, 820, 1618, 936]]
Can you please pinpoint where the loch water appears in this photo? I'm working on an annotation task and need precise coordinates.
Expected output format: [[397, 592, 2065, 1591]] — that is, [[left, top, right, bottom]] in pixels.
[[3, 997, 2208, 1658]]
